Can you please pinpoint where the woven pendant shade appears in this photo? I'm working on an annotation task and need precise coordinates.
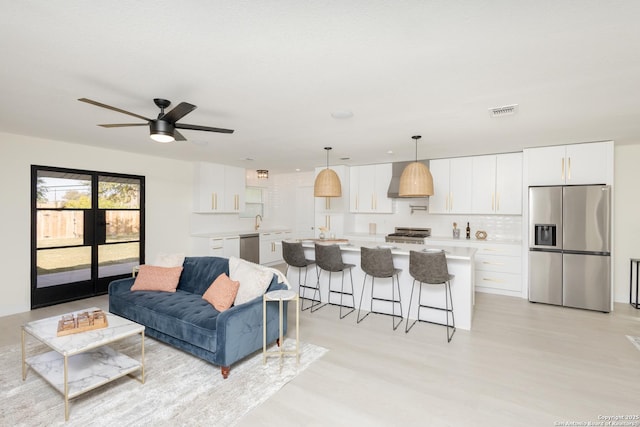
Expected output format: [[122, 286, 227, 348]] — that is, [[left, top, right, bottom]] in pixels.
[[314, 168, 342, 197], [398, 135, 434, 197], [398, 162, 434, 197], [314, 146, 342, 197]]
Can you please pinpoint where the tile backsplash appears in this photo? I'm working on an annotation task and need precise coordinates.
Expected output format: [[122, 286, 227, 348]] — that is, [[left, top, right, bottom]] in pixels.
[[350, 199, 522, 241]]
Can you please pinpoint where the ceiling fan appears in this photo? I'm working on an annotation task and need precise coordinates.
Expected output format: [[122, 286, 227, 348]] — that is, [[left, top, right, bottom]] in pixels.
[[78, 97, 234, 143]]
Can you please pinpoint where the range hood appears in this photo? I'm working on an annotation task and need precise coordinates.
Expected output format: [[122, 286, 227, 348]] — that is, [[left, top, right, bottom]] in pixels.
[[387, 160, 431, 198]]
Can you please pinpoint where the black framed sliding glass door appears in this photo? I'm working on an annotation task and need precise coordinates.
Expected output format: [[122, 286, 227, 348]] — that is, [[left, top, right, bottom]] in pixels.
[[31, 166, 145, 308]]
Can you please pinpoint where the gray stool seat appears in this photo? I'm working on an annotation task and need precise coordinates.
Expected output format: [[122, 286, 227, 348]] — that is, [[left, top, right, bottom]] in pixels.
[[282, 241, 320, 311], [357, 247, 403, 330], [405, 250, 456, 342], [315, 243, 356, 319]]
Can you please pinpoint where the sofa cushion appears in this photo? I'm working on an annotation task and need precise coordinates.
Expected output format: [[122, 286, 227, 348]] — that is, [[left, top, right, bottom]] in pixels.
[[131, 265, 183, 292], [110, 289, 219, 353], [178, 256, 230, 295], [229, 256, 274, 305], [202, 273, 240, 312]]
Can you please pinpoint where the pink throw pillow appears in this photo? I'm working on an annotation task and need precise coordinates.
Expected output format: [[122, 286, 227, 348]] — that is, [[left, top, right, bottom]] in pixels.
[[202, 273, 240, 312], [131, 265, 183, 292]]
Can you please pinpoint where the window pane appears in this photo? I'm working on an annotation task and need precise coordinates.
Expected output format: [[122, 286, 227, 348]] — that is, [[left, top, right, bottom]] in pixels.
[[37, 247, 91, 287], [36, 171, 91, 209], [98, 242, 139, 277], [105, 210, 140, 243], [98, 176, 141, 209], [36, 210, 84, 248]]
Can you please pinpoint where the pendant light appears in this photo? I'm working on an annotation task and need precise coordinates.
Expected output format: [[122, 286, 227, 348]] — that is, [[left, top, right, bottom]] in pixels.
[[314, 147, 342, 197], [399, 135, 434, 197]]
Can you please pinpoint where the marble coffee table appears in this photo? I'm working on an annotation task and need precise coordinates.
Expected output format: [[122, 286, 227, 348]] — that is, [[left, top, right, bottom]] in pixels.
[[21, 307, 145, 421]]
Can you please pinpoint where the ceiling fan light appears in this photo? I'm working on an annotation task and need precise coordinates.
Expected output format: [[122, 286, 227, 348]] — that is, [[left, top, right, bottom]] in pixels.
[[149, 120, 175, 143], [399, 162, 434, 196]]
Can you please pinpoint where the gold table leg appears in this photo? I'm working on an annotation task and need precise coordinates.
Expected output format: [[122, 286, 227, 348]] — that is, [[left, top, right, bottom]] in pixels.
[[21, 328, 26, 381], [262, 295, 267, 364], [141, 330, 145, 384], [64, 355, 69, 421]]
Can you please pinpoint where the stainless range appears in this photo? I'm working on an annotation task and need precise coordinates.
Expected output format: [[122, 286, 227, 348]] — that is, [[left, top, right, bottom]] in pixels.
[[385, 227, 431, 244]]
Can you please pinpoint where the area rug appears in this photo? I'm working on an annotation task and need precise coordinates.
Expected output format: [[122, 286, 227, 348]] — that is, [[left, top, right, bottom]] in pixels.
[[1, 337, 327, 426], [626, 335, 640, 352]]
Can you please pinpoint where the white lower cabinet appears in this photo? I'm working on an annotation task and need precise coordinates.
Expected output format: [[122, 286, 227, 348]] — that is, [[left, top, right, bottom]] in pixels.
[[206, 236, 240, 258], [473, 244, 522, 296], [260, 231, 291, 265], [426, 239, 523, 297], [223, 236, 240, 258]]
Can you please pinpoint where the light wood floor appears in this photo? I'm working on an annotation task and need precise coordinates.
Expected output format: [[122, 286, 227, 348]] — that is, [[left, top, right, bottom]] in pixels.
[[3, 293, 639, 426]]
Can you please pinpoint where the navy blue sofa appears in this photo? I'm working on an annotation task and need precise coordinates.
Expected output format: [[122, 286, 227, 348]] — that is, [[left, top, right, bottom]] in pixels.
[[108, 256, 287, 378]]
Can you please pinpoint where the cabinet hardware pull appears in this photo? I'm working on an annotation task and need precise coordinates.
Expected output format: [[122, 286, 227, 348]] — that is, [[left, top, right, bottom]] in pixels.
[[450, 193, 453, 211], [482, 278, 505, 283], [482, 261, 505, 265], [561, 158, 565, 181], [497, 193, 500, 211], [568, 157, 571, 180], [356, 195, 359, 211], [491, 193, 495, 211]]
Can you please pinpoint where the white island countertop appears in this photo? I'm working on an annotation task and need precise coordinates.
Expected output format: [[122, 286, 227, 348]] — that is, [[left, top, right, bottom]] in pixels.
[[298, 239, 476, 261]]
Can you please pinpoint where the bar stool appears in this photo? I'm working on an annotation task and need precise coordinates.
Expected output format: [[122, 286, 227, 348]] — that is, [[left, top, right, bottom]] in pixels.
[[314, 243, 356, 319], [282, 241, 321, 311], [405, 250, 456, 342], [357, 247, 403, 330]]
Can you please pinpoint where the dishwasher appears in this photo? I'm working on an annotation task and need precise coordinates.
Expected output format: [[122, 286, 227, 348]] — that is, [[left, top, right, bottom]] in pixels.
[[239, 233, 260, 264]]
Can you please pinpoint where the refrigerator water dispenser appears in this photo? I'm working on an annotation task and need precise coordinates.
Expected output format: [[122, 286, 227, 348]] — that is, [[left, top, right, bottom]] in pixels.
[[534, 224, 556, 246]]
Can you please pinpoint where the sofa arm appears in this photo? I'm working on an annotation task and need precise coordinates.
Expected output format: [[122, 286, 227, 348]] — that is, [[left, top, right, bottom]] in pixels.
[[215, 281, 288, 367], [108, 277, 135, 295]]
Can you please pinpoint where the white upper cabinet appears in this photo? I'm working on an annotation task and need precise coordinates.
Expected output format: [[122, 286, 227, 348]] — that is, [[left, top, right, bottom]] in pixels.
[[193, 162, 246, 213], [526, 141, 613, 186], [472, 153, 522, 215], [349, 164, 393, 213], [429, 157, 473, 214]]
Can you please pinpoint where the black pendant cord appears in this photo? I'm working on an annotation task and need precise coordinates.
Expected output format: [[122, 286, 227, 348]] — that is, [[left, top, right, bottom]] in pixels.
[[412, 135, 421, 161], [324, 147, 332, 169]]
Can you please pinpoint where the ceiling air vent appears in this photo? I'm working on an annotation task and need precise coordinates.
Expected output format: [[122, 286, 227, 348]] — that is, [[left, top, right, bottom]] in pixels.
[[489, 104, 518, 118]]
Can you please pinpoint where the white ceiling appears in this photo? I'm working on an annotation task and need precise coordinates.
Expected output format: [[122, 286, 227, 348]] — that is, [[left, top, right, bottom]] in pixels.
[[2, 1, 639, 173]]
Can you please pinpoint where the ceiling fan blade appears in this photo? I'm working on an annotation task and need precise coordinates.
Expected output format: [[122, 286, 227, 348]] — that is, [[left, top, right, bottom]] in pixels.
[[78, 98, 152, 122], [161, 102, 196, 124], [175, 123, 234, 134], [98, 123, 148, 128], [174, 130, 187, 141]]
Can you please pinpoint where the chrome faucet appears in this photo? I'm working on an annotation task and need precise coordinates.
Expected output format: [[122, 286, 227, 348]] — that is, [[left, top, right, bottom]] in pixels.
[[255, 214, 263, 230]]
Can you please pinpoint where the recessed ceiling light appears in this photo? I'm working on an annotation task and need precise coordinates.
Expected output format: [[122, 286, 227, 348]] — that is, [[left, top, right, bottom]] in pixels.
[[295, 168, 301, 172], [331, 110, 354, 119], [387, 150, 394, 155]]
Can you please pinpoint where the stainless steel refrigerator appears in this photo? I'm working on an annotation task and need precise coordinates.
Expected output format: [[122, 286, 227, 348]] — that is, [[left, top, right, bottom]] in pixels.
[[528, 185, 611, 312]]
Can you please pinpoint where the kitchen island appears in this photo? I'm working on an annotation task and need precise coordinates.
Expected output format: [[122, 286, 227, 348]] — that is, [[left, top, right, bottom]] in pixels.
[[286, 240, 476, 331]]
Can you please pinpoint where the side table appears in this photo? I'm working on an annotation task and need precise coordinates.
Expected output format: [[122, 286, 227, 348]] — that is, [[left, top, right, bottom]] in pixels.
[[631, 258, 640, 309], [263, 289, 300, 364]]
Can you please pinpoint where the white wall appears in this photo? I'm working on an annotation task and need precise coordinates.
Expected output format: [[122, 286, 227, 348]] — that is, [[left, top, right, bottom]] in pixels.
[[0, 132, 193, 317], [613, 143, 640, 303]]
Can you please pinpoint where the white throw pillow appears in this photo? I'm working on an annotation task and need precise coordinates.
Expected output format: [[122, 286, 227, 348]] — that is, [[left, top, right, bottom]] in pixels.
[[153, 253, 186, 268], [229, 256, 274, 305]]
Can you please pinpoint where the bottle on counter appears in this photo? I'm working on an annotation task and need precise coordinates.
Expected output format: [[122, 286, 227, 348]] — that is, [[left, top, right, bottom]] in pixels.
[[466, 222, 471, 239]]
